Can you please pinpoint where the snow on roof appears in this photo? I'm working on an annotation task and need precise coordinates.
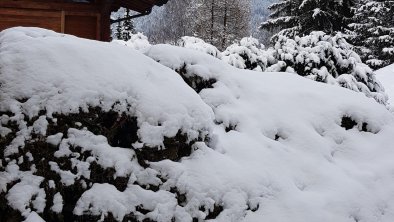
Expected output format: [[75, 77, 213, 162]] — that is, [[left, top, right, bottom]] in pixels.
[[1, 27, 394, 222]]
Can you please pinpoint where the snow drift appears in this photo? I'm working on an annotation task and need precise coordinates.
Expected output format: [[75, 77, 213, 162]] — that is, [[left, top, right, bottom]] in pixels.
[[1, 27, 394, 222], [376, 64, 394, 107], [176, 33, 388, 105]]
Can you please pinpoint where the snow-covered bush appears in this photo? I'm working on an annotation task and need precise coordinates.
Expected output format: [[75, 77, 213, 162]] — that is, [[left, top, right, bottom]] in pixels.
[[3, 27, 394, 222], [174, 33, 387, 105], [145, 44, 394, 222], [0, 28, 213, 222], [177, 36, 222, 59], [264, 31, 387, 105], [176, 36, 272, 72], [112, 32, 151, 52], [221, 37, 272, 71]]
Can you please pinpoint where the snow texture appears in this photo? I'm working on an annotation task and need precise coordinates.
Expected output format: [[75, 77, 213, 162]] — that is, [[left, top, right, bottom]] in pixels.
[[0, 27, 213, 151], [23, 212, 46, 222], [222, 36, 269, 71], [376, 64, 394, 109], [177, 32, 387, 105], [177, 36, 222, 59], [112, 32, 151, 52], [1, 27, 394, 222]]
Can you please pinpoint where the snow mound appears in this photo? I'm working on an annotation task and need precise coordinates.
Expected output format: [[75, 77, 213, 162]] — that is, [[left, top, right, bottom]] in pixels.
[[0, 27, 213, 151], [177, 36, 222, 59], [376, 64, 394, 108], [146, 44, 394, 222], [112, 32, 151, 52], [2, 28, 394, 222]]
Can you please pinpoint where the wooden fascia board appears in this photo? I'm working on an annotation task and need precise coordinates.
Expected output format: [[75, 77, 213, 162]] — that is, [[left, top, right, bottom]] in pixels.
[[0, 1, 100, 12]]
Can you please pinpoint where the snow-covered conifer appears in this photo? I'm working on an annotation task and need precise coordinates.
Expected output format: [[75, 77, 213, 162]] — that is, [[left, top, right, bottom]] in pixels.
[[121, 9, 136, 41], [347, 0, 394, 69], [264, 31, 387, 104], [115, 17, 123, 40], [113, 9, 136, 41], [261, 0, 355, 39]]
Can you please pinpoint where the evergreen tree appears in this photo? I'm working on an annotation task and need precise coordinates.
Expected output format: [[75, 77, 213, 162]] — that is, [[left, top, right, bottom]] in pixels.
[[261, 0, 355, 39], [263, 32, 387, 105], [348, 0, 394, 69], [112, 9, 137, 41], [121, 9, 136, 41], [115, 16, 123, 40]]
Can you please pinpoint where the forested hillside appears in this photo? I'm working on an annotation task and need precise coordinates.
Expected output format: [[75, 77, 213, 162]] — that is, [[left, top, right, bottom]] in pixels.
[[113, 0, 276, 47]]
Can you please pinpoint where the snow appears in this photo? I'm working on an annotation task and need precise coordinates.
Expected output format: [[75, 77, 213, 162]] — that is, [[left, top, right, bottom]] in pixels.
[[376, 64, 394, 107], [222, 36, 268, 71], [5, 164, 46, 217], [112, 32, 151, 52], [46, 133, 64, 146], [146, 45, 394, 222], [23, 212, 46, 222], [176, 32, 386, 105], [2, 27, 394, 222], [74, 183, 179, 221], [0, 27, 213, 149], [177, 36, 222, 59], [51, 193, 63, 213]]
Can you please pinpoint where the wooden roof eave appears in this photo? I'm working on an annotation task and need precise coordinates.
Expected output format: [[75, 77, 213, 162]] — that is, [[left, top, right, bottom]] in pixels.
[[0, 0, 100, 12], [112, 0, 168, 13]]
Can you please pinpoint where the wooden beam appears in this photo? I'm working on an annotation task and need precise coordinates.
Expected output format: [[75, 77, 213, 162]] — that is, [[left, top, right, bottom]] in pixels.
[[60, 10, 65, 33], [99, 0, 114, 41], [96, 13, 101, 40], [0, 1, 100, 12]]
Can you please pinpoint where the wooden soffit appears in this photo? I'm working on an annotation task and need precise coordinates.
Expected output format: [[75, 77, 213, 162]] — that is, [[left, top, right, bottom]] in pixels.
[[112, 0, 169, 13]]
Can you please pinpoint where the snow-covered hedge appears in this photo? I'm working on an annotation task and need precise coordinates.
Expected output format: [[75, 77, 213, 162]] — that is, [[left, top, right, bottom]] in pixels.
[[0, 28, 214, 221], [221, 37, 272, 72], [112, 32, 151, 52], [265, 32, 387, 105], [176, 33, 387, 105], [4, 28, 394, 222], [177, 36, 222, 59]]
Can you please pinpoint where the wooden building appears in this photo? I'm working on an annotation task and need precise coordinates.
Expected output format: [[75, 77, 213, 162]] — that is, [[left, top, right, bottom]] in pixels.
[[0, 0, 168, 41]]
